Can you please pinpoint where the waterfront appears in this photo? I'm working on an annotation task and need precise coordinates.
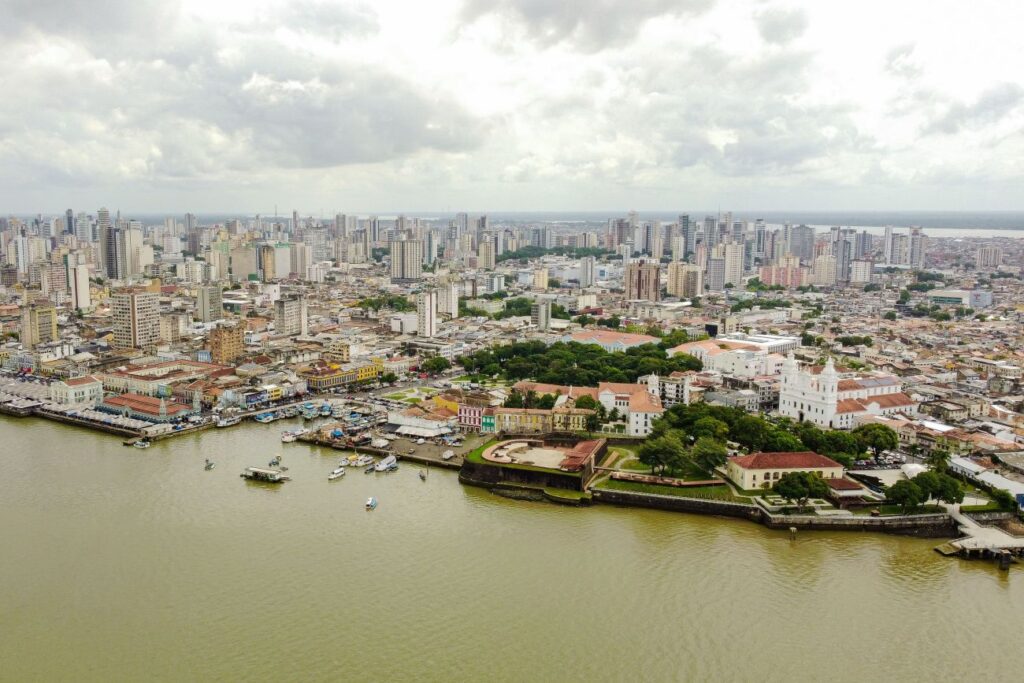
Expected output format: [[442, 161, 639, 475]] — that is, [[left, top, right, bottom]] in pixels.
[[3, 415, 1024, 682]]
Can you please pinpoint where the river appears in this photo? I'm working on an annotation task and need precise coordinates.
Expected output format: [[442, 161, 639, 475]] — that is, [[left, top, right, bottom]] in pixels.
[[2, 416, 1022, 681]]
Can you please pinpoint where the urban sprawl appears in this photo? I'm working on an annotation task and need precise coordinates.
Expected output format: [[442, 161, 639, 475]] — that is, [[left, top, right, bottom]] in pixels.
[[3, 210, 1024, 565]]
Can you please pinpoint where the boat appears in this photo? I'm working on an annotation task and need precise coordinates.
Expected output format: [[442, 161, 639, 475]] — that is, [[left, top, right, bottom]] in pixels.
[[281, 427, 309, 443], [364, 464, 376, 474], [319, 403, 332, 417], [371, 438, 390, 449], [216, 416, 242, 428], [269, 456, 282, 467], [374, 454, 398, 472], [365, 497, 378, 510], [416, 438, 426, 445], [205, 459, 215, 470], [419, 470, 427, 481], [254, 412, 276, 424], [133, 440, 151, 449], [331, 404, 345, 418], [328, 467, 346, 481], [353, 454, 374, 467], [442, 450, 455, 461], [240, 467, 290, 483]]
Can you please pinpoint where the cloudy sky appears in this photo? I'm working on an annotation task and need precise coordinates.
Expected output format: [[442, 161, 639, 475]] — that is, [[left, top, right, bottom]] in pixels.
[[2, 0, 1023, 213]]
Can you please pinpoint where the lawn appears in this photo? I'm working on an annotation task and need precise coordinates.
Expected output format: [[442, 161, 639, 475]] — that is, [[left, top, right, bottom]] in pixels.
[[851, 504, 947, 516], [597, 478, 751, 503], [463, 438, 583, 477]]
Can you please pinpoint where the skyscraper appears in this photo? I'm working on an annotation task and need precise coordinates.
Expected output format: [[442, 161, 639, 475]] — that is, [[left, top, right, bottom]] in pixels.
[[531, 300, 552, 331], [579, 256, 595, 287], [667, 262, 703, 298], [274, 296, 307, 336], [197, 285, 223, 323], [624, 259, 660, 301], [389, 239, 423, 282], [20, 303, 58, 349], [416, 290, 438, 338], [112, 289, 159, 349]]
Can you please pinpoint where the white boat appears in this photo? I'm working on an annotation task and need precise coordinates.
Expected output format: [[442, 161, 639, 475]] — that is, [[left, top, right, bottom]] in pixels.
[[442, 450, 455, 461], [216, 416, 241, 428], [415, 438, 426, 445], [365, 496, 378, 510], [281, 427, 309, 443], [374, 454, 398, 472], [133, 440, 151, 449], [353, 455, 374, 467], [328, 467, 346, 481], [240, 467, 290, 483]]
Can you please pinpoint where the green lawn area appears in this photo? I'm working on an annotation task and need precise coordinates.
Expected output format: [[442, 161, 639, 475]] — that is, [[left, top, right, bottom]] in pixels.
[[851, 504, 946, 516], [384, 392, 408, 400], [544, 488, 592, 503], [597, 478, 750, 503], [961, 502, 1002, 513]]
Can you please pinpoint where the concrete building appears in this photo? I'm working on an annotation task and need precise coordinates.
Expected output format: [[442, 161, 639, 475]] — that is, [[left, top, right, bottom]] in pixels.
[[49, 375, 104, 406], [274, 296, 308, 337], [69, 264, 91, 311], [20, 304, 59, 349], [196, 285, 223, 322], [624, 259, 660, 301], [666, 262, 703, 298], [417, 290, 438, 338], [531, 300, 552, 331], [112, 289, 159, 349], [389, 239, 423, 282], [209, 323, 245, 364], [579, 256, 596, 287], [726, 451, 844, 491], [532, 268, 549, 290]]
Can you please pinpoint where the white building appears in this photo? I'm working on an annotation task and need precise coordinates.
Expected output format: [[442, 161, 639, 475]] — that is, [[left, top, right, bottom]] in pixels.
[[417, 290, 438, 338], [778, 355, 916, 429], [49, 375, 104, 406]]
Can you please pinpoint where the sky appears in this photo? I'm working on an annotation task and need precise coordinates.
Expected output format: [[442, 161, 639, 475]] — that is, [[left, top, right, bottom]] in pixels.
[[2, 0, 1023, 214]]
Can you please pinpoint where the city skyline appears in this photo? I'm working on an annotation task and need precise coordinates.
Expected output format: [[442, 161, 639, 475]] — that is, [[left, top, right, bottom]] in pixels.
[[2, 0, 1023, 212]]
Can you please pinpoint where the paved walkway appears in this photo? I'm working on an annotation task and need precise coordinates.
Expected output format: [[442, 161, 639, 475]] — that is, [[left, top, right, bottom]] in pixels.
[[946, 505, 1024, 551]]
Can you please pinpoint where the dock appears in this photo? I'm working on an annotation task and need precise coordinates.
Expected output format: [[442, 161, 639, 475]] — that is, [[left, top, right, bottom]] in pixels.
[[937, 506, 1024, 568]]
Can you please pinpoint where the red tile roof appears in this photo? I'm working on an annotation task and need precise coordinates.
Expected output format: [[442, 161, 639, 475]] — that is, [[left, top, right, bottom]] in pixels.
[[729, 451, 842, 470]]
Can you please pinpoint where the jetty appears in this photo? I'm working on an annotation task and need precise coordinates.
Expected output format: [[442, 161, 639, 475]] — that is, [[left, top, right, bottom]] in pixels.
[[939, 506, 1024, 568]]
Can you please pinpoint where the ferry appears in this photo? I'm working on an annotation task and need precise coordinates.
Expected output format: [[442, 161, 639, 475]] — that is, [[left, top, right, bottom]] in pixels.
[[240, 467, 290, 483], [365, 497, 378, 510], [327, 467, 346, 481], [216, 416, 242, 428], [374, 454, 398, 472]]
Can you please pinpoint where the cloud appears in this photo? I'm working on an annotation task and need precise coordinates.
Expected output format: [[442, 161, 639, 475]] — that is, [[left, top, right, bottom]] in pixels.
[[885, 43, 922, 79], [924, 83, 1024, 135], [459, 0, 713, 52], [753, 6, 808, 45]]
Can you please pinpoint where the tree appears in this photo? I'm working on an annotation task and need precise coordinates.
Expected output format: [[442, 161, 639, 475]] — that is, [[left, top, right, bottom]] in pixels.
[[990, 488, 1018, 512], [692, 417, 729, 441], [852, 424, 898, 461], [732, 414, 769, 452], [503, 391, 524, 408], [584, 412, 601, 436], [638, 433, 685, 475], [608, 407, 621, 422], [773, 472, 829, 508], [883, 311, 897, 321], [925, 449, 951, 473], [422, 357, 451, 374], [886, 480, 924, 513], [381, 372, 398, 384], [535, 394, 556, 410], [691, 437, 727, 475], [762, 429, 805, 453], [574, 394, 599, 411]]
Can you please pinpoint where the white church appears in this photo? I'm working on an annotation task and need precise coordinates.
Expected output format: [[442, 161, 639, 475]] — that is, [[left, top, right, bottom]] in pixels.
[[778, 354, 917, 429]]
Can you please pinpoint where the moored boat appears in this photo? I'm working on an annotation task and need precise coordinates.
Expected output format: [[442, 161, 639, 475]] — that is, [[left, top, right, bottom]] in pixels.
[[216, 416, 242, 428], [133, 440, 151, 449], [374, 454, 398, 472], [240, 467, 290, 483]]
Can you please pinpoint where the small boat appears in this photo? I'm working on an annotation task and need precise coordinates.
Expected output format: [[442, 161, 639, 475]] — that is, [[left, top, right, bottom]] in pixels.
[[419, 470, 427, 481], [254, 412, 276, 424], [365, 497, 378, 510], [241, 467, 290, 483], [205, 459, 215, 470], [269, 456, 282, 467], [442, 450, 455, 461], [375, 454, 398, 472], [134, 440, 151, 449], [216, 416, 241, 428], [319, 403, 332, 417], [328, 467, 346, 481], [364, 464, 376, 474], [353, 454, 374, 467], [281, 427, 308, 443]]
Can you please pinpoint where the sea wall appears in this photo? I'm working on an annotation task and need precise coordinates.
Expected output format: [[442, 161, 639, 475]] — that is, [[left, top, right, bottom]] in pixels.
[[591, 488, 762, 521], [460, 461, 584, 492]]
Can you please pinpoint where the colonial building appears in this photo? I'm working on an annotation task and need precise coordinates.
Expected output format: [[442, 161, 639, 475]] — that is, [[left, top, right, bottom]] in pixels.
[[778, 355, 917, 429], [726, 451, 845, 491]]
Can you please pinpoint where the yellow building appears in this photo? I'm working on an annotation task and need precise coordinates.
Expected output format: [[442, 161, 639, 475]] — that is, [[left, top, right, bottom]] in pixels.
[[726, 451, 844, 491]]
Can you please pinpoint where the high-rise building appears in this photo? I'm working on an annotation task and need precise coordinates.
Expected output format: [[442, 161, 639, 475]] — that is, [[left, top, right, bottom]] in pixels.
[[850, 260, 874, 284], [787, 224, 816, 263], [416, 290, 438, 338], [722, 243, 744, 288], [68, 264, 91, 311], [579, 256, 595, 288], [112, 289, 160, 349], [811, 254, 837, 286], [909, 227, 927, 269], [197, 285, 223, 323], [624, 259, 661, 301], [976, 246, 1003, 269], [680, 214, 696, 257], [531, 300, 552, 331], [666, 262, 703, 298], [706, 257, 726, 291], [209, 323, 245, 364], [389, 239, 423, 282], [478, 241, 496, 270], [274, 297, 307, 337], [20, 304, 58, 349], [532, 268, 549, 290]]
